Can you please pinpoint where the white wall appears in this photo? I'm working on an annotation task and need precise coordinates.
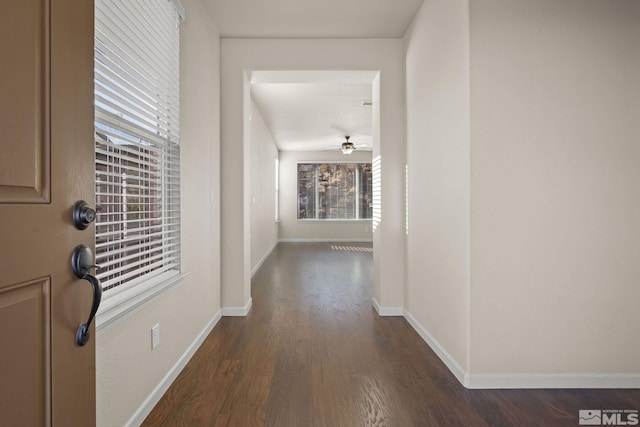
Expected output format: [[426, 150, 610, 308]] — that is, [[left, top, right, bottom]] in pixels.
[[404, 0, 640, 388], [278, 150, 373, 242], [403, 0, 471, 379], [96, 1, 222, 425], [469, 0, 640, 383], [249, 99, 279, 273], [221, 38, 405, 312]]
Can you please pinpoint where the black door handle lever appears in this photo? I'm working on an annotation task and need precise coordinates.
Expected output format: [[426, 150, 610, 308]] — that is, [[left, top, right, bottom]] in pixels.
[[71, 244, 103, 346], [75, 273, 102, 346]]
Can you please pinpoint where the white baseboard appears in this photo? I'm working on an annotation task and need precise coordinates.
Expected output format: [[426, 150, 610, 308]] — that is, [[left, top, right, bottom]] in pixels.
[[222, 297, 253, 316], [403, 309, 467, 387], [467, 373, 640, 389], [371, 298, 404, 316], [278, 238, 373, 243], [125, 309, 222, 427], [403, 310, 640, 389], [251, 241, 278, 277]]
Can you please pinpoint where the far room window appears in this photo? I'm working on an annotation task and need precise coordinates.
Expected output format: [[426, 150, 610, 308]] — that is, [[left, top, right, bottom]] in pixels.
[[372, 155, 381, 231], [297, 163, 372, 220], [275, 156, 280, 222]]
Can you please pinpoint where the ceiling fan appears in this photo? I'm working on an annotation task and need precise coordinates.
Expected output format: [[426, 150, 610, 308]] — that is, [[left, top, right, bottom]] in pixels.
[[330, 136, 371, 155]]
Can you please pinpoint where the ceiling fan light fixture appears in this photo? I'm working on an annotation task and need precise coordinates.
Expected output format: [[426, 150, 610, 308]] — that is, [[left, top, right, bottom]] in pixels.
[[341, 142, 355, 155], [341, 136, 356, 155]]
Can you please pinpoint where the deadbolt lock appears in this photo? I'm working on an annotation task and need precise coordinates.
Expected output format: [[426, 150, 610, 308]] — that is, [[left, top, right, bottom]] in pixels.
[[73, 200, 96, 230]]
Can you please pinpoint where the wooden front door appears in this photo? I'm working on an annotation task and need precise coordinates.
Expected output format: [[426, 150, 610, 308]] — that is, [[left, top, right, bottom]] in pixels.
[[0, 0, 96, 425]]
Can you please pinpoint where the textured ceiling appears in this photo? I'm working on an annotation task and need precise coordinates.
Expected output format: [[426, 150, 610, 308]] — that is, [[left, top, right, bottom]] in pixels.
[[207, 1, 424, 151], [251, 71, 375, 152], [203, 0, 424, 39]]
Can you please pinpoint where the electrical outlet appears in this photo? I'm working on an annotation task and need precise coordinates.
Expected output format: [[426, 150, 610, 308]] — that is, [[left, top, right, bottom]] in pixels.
[[151, 324, 160, 350]]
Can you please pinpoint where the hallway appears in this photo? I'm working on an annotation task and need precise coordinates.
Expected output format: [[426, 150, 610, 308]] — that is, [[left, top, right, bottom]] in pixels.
[[143, 243, 640, 426]]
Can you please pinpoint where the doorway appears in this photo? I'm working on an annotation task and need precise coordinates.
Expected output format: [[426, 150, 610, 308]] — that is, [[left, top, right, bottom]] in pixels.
[[246, 70, 379, 291]]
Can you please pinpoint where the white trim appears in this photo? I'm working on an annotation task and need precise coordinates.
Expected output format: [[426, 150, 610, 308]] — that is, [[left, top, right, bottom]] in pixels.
[[403, 309, 467, 386], [400, 310, 640, 389], [371, 298, 404, 316], [251, 241, 278, 277], [124, 310, 222, 427], [466, 373, 640, 390], [296, 160, 372, 165], [278, 238, 373, 243], [402, 310, 640, 389], [222, 297, 253, 316]]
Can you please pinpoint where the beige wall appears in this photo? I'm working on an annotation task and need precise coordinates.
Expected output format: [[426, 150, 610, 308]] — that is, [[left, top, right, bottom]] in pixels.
[[278, 150, 373, 242], [96, 1, 222, 425], [91, 4, 639, 418], [249, 99, 279, 272], [404, 0, 640, 387], [221, 38, 406, 312], [469, 0, 640, 379], [403, 0, 471, 378]]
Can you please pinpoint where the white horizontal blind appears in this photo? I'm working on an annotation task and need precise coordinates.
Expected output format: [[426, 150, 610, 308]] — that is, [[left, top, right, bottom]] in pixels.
[[372, 156, 382, 231], [297, 163, 372, 220], [94, 0, 181, 292], [275, 157, 280, 222], [318, 163, 356, 219], [297, 164, 317, 219], [405, 163, 409, 235]]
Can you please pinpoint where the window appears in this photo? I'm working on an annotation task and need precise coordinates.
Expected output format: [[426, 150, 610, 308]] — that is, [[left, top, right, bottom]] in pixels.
[[94, 0, 183, 323], [405, 163, 409, 235], [372, 155, 382, 231], [297, 163, 373, 220], [275, 157, 280, 222]]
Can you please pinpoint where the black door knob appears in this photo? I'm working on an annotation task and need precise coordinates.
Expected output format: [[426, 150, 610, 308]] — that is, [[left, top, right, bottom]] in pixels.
[[73, 200, 96, 230]]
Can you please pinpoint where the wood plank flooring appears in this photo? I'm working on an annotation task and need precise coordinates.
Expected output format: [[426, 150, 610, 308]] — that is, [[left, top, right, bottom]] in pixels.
[[143, 242, 640, 426]]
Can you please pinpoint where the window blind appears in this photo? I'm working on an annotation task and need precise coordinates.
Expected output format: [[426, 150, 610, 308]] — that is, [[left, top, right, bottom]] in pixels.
[[297, 163, 372, 220], [94, 0, 181, 292], [275, 157, 280, 222], [405, 163, 409, 235], [372, 156, 382, 231]]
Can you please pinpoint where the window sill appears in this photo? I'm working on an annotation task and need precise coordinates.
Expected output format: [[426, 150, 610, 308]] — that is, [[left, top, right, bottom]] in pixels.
[[95, 270, 189, 335]]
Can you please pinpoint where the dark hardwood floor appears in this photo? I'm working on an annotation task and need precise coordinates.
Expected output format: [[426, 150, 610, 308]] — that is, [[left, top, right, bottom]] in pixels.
[[143, 243, 640, 426]]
